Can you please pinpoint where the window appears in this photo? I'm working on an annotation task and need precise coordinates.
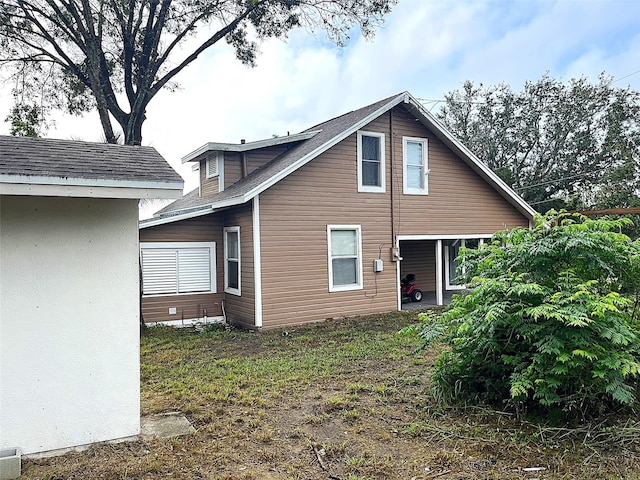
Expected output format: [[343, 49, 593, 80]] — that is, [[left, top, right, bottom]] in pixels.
[[403, 137, 428, 195], [140, 242, 216, 296], [327, 225, 363, 292], [444, 238, 483, 290], [357, 131, 385, 193], [206, 152, 222, 179], [224, 227, 240, 295]]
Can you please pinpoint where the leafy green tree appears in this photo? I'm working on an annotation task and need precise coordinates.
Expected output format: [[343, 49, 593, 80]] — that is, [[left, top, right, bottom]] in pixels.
[[437, 74, 640, 212], [5, 103, 42, 137], [403, 211, 640, 418], [0, 0, 396, 145]]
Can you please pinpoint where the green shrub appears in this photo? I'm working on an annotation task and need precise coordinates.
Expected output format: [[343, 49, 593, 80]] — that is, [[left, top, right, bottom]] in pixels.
[[405, 211, 640, 418]]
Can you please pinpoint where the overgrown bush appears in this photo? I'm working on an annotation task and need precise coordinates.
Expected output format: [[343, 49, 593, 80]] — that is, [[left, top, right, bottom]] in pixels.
[[403, 211, 640, 418]]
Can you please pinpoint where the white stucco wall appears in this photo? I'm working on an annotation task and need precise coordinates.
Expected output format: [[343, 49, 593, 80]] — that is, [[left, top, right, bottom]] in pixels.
[[0, 195, 141, 455]]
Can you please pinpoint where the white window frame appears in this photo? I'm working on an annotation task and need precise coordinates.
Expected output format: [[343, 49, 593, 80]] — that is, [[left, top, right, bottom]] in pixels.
[[140, 242, 216, 297], [327, 225, 363, 292], [357, 131, 386, 193], [444, 238, 484, 290], [403, 136, 429, 195], [224, 226, 241, 296]]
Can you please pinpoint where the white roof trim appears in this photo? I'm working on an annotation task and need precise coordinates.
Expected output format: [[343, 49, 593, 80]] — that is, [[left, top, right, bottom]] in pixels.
[[140, 206, 215, 228], [1, 183, 183, 199], [181, 130, 322, 163], [159, 91, 535, 224], [242, 97, 406, 201], [0, 174, 183, 192], [401, 93, 537, 218]]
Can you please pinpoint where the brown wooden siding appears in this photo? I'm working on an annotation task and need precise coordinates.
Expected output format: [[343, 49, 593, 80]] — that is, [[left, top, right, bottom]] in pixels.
[[399, 240, 436, 291], [388, 107, 528, 234], [258, 132, 397, 329], [246, 145, 290, 175], [143, 294, 222, 324], [222, 203, 255, 328], [255, 105, 529, 328], [200, 161, 220, 198], [223, 152, 243, 189], [139, 215, 224, 323]]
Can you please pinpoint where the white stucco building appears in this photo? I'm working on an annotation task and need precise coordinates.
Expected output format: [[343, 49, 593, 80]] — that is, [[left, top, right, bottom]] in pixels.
[[0, 135, 183, 455]]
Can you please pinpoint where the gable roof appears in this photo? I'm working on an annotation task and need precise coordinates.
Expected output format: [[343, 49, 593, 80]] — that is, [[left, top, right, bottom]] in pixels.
[[141, 92, 536, 227], [0, 135, 183, 199]]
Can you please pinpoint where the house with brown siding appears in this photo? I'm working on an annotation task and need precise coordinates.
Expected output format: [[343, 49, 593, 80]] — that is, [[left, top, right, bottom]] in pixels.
[[139, 92, 536, 329]]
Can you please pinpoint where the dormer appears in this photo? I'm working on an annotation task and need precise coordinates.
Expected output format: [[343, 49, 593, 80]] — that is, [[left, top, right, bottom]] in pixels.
[[182, 130, 321, 200]]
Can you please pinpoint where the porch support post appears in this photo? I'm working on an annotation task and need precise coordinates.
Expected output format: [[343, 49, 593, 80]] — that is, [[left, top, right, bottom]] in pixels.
[[435, 239, 444, 306]]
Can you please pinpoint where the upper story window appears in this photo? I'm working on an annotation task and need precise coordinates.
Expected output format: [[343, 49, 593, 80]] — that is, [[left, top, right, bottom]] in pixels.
[[403, 137, 429, 195], [357, 131, 385, 193], [327, 225, 363, 292]]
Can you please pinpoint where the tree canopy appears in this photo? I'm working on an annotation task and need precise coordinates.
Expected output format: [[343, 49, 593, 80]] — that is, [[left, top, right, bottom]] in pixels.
[[436, 74, 640, 212], [0, 0, 397, 144], [403, 211, 640, 419]]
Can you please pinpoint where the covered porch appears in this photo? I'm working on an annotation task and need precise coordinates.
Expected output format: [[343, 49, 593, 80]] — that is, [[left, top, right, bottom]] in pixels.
[[397, 236, 490, 310]]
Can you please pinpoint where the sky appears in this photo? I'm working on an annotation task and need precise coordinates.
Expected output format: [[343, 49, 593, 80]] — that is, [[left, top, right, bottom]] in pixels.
[[1, 0, 639, 215]]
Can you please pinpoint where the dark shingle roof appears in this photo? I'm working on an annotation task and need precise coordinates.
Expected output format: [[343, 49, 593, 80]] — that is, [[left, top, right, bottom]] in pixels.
[[144, 91, 535, 224], [153, 93, 401, 218], [0, 135, 183, 185]]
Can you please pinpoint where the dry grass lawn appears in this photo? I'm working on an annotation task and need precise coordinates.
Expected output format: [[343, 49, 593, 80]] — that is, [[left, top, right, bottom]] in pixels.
[[21, 311, 640, 479]]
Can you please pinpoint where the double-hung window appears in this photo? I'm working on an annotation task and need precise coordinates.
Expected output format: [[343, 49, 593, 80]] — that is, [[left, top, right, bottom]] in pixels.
[[140, 242, 216, 296], [357, 131, 385, 193], [224, 227, 241, 295], [403, 136, 429, 195], [327, 225, 363, 292]]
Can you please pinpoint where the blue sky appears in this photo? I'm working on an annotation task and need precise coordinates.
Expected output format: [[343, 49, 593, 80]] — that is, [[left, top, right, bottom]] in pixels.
[[1, 0, 638, 200]]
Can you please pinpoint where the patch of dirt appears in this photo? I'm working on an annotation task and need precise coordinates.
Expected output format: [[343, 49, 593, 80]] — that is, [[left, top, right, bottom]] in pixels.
[[20, 313, 640, 480]]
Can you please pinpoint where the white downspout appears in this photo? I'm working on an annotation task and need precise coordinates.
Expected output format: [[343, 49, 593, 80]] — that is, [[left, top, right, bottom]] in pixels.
[[396, 238, 402, 310], [252, 195, 263, 328], [435, 240, 444, 306]]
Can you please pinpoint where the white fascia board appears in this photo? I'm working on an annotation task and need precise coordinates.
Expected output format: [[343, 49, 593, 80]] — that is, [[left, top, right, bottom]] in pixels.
[[181, 130, 322, 163], [0, 182, 183, 199], [0, 175, 184, 198], [141, 194, 249, 228], [139, 206, 216, 228], [403, 94, 537, 220], [397, 234, 494, 241], [242, 98, 406, 201]]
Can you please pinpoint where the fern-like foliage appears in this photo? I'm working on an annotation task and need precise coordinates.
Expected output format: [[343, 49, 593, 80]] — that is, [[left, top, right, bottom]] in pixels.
[[403, 211, 640, 419]]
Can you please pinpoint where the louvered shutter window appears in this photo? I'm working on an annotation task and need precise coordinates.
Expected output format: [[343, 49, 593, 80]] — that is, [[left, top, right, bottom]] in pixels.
[[141, 249, 178, 294], [206, 155, 219, 178], [141, 243, 216, 295], [178, 248, 211, 293]]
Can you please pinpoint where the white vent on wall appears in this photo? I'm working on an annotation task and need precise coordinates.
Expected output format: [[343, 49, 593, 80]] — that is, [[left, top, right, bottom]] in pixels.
[[206, 154, 219, 178]]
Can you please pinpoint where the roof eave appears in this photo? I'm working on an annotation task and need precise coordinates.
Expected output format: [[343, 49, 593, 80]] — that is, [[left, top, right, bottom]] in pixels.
[[141, 194, 247, 228], [181, 130, 322, 163], [402, 95, 537, 220], [0, 174, 183, 199], [241, 96, 408, 201]]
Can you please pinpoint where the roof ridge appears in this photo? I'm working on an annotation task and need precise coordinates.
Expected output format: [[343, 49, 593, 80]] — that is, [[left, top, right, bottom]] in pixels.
[[302, 92, 404, 133]]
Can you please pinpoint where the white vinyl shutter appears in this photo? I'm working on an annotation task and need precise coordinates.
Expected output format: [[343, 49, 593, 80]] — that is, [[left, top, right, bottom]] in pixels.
[[178, 248, 212, 293], [141, 249, 178, 294]]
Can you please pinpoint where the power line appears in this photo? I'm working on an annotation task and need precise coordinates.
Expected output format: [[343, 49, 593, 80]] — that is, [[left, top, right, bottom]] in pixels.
[[514, 169, 602, 192], [613, 70, 640, 84]]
